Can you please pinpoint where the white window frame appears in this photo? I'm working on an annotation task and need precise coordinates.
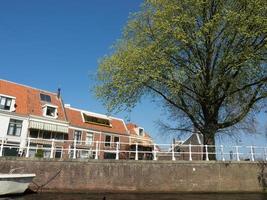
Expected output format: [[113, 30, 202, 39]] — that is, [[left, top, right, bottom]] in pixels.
[[0, 94, 16, 112], [7, 119, 23, 137], [86, 132, 94, 145], [104, 134, 112, 147], [42, 104, 58, 119], [74, 130, 82, 144], [138, 127, 144, 136], [113, 136, 120, 143]]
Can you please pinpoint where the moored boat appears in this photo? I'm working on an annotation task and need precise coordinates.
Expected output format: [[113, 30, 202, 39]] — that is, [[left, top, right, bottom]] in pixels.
[[0, 173, 36, 196]]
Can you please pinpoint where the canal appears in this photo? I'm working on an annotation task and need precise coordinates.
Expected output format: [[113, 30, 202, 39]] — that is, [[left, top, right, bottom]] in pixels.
[[2, 193, 267, 200]]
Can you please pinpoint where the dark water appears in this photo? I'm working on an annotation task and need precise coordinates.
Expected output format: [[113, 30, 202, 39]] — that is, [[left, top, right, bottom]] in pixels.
[[1, 193, 267, 200]]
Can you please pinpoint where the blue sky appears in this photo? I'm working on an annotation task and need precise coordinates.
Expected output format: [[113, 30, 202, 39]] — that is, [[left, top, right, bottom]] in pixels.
[[0, 0, 266, 146]]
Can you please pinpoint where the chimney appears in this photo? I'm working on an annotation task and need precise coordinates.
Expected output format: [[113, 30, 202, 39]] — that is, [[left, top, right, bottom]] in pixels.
[[57, 88, 61, 98]]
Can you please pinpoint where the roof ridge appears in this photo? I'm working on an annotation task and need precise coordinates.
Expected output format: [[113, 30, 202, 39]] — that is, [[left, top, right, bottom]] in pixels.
[[0, 79, 58, 96]]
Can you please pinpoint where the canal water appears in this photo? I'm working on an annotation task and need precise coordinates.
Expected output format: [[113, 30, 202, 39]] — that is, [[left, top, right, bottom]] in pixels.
[[1, 193, 267, 200]]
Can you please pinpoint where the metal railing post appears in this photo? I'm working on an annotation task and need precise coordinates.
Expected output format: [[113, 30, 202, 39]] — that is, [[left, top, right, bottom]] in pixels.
[[26, 138, 31, 158], [172, 143, 176, 161], [236, 146, 240, 161], [115, 142, 119, 160], [68, 145, 71, 158], [73, 138, 77, 159], [0, 137, 4, 157], [50, 139, 55, 159], [153, 144, 157, 161], [95, 141, 99, 160], [189, 144, 192, 161], [205, 145, 209, 161], [220, 145, 225, 161], [135, 143, 138, 160], [250, 146, 255, 162]]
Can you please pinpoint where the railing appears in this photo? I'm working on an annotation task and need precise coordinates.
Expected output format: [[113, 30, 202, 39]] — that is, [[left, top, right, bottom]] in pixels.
[[0, 137, 266, 162]]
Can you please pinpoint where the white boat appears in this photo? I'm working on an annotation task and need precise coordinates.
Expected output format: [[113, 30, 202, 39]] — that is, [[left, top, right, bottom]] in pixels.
[[0, 173, 36, 196]]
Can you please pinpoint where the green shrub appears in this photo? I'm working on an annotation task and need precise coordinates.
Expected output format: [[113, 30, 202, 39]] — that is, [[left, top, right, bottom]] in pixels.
[[35, 149, 44, 158]]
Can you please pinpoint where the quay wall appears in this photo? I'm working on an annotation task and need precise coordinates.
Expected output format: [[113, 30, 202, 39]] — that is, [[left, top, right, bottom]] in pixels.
[[0, 157, 266, 193]]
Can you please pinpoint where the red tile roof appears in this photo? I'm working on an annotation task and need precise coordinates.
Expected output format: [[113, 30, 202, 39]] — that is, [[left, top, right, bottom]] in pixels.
[[126, 123, 152, 140], [65, 107, 128, 135], [126, 123, 138, 135], [0, 79, 67, 121]]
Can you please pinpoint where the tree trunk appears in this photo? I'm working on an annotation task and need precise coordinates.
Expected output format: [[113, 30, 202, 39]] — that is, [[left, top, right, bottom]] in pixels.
[[203, 131, 216, 160]]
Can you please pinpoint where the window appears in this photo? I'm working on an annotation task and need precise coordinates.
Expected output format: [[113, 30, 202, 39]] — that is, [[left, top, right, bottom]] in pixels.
[[83, 113, 111, 126], [40, 93, 51, 103], [86, 132, 93, 145], [105, 135, 111, 147], [43, 144, 52, 158], [104, 152, 116, 159], [114, 136, 119, 143], [54, 133, 64, 140], [74, 130, 82, 144], [46, 106, 56, 117], [139, 128, 144, 136], [29, 129, 38, 138], [55, 147, 62, 158], [43, 105, 58, 118], [43, 131, 51, 139], [7, 119, 22, 136], [0, 96, 12, 111]]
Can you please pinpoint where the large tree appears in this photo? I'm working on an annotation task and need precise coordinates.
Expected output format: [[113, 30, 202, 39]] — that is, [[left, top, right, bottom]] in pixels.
[[96, 0, 267, 149]]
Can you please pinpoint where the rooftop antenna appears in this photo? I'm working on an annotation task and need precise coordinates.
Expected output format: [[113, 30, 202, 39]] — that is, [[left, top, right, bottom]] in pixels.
[[57, 84, 62, 99]]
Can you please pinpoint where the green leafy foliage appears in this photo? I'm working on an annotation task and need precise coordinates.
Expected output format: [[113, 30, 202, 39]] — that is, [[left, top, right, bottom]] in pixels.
[[96, 0, 267, 145], [35, 149, 44, 158]]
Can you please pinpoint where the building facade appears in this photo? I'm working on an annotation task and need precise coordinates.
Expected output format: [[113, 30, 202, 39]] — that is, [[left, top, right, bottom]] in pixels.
[[0, 79, 69, 157], [65, 105, 130, 159], [0, 79, 154, 159]]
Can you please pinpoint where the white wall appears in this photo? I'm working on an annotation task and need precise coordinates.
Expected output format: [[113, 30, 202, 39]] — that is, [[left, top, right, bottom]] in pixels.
[[0, 113, 29, 149], [0, 115, 10, 138]]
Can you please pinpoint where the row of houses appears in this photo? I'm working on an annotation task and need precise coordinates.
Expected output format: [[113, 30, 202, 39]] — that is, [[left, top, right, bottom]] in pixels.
[[0, 79, 154, 159]]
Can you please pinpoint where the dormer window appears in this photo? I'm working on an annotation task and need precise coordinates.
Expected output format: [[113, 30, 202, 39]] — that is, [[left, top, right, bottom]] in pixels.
[[0, 94, 16, 112], [82, 113, 111, 126], [138, 128, 144, 136], [40, 93, 51, 103], [42, 104, 58, 118]]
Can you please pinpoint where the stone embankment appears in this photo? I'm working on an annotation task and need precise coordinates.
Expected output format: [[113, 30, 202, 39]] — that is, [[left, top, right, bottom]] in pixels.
[[0, 157, 266, 193]]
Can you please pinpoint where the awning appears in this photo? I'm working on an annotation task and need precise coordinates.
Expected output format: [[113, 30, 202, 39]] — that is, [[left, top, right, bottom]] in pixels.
[[29, 121, 68, 133]]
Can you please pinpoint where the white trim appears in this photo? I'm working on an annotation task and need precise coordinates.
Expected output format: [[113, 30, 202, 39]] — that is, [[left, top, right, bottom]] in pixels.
[[79, 109, 110, 121], [138, 127, 144, 136], [29, 115, 68, 124], [42, 105, 58, 119], [0, 95, 16, 112], [67, 106, 124, 121], [104, 134, 112, 147], [182, 133, 194, 144], [29, 117, 68, 127], [0, 94, 16, 99], [196, 133, 201, 145], [42, 104, 58, 108], [69, 126, 101, 133], [80, 112, 86, 122], [0, 112, 28, 121], [121, 120, 129, 135], [85, 132, 94, 145]]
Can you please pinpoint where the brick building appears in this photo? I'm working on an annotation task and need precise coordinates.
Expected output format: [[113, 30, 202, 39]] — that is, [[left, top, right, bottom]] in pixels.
[[0, 79, 68, 158], [0, 79, 154, 159], [65, 105, 130, 159]]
